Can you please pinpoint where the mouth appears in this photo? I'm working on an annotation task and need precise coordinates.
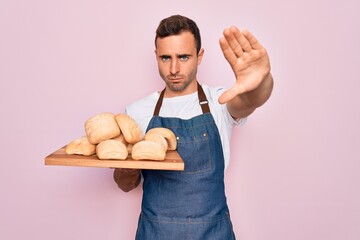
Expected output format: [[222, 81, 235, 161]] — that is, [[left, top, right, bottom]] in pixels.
[[167, 77, 183, 83]]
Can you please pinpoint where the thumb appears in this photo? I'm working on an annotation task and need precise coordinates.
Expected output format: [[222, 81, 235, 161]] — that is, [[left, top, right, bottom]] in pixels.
[[218, 85, 245, 104]]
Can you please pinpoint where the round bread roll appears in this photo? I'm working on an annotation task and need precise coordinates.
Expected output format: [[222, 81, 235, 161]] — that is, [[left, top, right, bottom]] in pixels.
[[132, 140, 166, 161], [146, 127, 177, 150], [115, 113, 143, 144], [65, 137, 96, 156], [85, 112, 121, 144], [144, 133, 168, 151], [96, 139, 128, 160]]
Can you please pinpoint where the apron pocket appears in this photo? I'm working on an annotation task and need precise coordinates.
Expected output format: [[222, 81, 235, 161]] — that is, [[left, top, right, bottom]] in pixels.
[[176, 131, 212, 174]]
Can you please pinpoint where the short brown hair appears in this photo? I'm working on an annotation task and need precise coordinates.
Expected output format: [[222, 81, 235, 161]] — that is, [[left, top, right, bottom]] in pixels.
[[155, 15, 202, 54]]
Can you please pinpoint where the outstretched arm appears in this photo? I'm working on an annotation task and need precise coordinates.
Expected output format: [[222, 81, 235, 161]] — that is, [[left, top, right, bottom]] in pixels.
[[219, 26, 273, 119]]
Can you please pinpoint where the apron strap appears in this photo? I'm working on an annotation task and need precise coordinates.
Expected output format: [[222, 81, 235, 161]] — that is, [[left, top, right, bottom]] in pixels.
[[197, 82, 210, 114], [152, 82, 210, 116], [153, 88, 165, 116]]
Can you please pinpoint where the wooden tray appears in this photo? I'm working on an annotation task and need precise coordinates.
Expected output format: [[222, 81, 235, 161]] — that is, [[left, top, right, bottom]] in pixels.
[[45, 147, 184, 171]]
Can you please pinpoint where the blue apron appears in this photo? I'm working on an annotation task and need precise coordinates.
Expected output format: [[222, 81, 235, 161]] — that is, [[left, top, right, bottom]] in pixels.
[[135, 83, 236, 240]]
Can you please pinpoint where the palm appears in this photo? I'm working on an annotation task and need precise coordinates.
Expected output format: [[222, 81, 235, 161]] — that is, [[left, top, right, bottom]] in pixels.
[[219, 27, 271, 104]]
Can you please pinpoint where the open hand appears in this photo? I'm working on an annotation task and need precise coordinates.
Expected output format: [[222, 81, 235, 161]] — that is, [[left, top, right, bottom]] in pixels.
[[218, 27, 271, 104]]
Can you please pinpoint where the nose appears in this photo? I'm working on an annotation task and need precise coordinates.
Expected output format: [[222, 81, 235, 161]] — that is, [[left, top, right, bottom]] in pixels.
[[170, 59, 180, 75]]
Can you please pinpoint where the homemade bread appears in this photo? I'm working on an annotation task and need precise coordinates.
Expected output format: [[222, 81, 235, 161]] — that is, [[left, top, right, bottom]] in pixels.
[[132, 140, 166, 161], [85, 112, 121, 144], [146, 127, 177, 150], [65, 137, 96, 156], [96, 139, 128, 160], [115, 113, 143, 144]]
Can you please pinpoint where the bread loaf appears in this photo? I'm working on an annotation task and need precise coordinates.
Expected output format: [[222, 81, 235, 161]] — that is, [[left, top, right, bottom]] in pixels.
[[96, 139, 128, 160], [146, 127, 177, 150], [132, 140, 166, 161], [115, 113, 143, 144], [85, 112, 121, 144], [65, 137, 96, 156]]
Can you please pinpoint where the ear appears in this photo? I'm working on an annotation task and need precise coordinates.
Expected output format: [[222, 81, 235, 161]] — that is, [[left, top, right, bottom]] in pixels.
[[197, 48, 204, 65]]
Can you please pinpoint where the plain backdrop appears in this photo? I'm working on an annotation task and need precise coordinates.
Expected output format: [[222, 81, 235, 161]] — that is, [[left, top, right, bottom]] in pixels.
[[1, 0, 359, 239]]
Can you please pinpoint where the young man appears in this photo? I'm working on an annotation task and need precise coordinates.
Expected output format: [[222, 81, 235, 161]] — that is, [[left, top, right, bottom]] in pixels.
[[114, 15, 273, 239]]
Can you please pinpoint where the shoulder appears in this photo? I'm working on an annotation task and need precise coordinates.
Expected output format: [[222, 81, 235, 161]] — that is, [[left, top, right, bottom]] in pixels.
[[125, 91, 159, 134], [126, 92, 159, 114]]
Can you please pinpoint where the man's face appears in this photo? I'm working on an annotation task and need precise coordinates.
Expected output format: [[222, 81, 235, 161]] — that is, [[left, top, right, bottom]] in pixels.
[[155, 31, 204, 96]]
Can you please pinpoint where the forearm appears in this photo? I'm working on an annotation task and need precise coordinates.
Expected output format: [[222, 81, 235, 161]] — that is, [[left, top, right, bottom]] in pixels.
[[113, 168, 141, 192], [227, 73, 273, 119]]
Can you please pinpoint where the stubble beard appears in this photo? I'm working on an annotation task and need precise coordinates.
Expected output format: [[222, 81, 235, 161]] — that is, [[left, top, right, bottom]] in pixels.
[[166, 77, 192, 92], [160, 68, 198, 92]]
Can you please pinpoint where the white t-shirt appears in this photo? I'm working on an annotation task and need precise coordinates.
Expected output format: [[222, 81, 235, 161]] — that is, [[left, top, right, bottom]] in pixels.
[[125, 84, 246, 170]]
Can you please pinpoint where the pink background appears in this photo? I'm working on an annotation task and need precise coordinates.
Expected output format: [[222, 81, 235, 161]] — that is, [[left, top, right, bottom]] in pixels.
[[1, 0, 359, 239]]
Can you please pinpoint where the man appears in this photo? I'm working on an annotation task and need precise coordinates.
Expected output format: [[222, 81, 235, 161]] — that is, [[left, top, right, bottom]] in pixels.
[[114, 15, 273, 239]]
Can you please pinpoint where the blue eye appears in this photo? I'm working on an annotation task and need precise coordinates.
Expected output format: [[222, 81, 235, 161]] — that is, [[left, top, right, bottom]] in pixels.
[[161, 56, 170, 62], [179, 55, 189, 61]]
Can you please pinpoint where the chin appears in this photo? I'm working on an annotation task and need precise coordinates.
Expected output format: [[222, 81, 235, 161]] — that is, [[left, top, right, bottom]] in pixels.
[[168, 84, 186, 92], [164, 81, 183, 91]]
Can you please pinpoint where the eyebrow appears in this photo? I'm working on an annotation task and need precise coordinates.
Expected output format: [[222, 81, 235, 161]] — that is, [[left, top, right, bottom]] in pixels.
[[159, 54, 192, 58], [178, 54, 191, 58]]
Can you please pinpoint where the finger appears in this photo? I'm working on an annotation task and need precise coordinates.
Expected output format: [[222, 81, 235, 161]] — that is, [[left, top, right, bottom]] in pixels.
[[242, 29, 263, 50], [222, 27, 244, 58], [219, 37, 238, 68], [230, 26, 252, 52]]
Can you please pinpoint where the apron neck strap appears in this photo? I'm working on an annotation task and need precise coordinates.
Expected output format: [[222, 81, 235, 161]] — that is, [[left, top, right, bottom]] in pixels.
[[153, 82, 210, 116], [153, 87, 165, 116]]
